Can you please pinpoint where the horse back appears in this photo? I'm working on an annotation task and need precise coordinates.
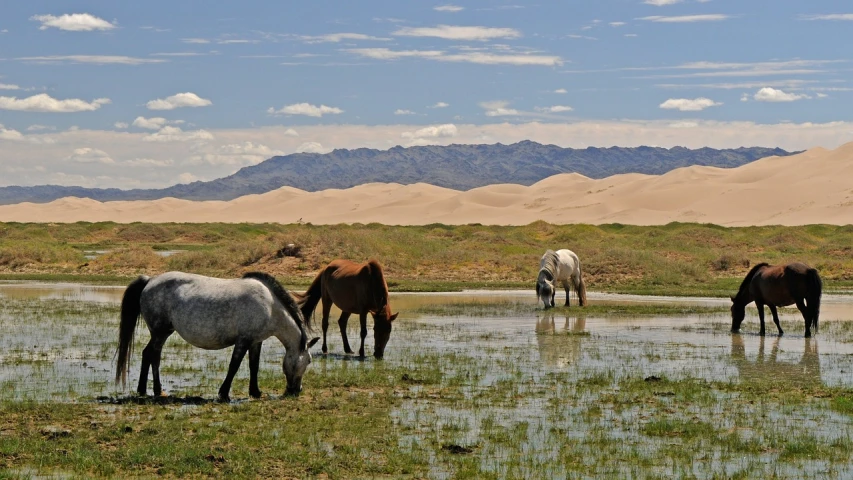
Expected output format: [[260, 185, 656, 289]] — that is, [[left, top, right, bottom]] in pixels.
[[750, 264, 796, 307], [141, 272, 278, 349], [322, 259, 389, 314]]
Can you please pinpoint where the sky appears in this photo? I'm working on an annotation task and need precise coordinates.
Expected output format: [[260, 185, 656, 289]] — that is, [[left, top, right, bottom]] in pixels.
[[1, 0, 852, 189]]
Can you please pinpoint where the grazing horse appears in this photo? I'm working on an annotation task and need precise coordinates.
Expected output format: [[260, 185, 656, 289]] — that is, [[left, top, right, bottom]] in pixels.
[[730, 262, 822, 337], [115, 271, 319, 401], [536, 249, 587, 309], [295, 259, 398, 359]]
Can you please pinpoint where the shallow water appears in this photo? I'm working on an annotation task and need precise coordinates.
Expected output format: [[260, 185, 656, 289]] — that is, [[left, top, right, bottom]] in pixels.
[[3, 282, 853, 477]]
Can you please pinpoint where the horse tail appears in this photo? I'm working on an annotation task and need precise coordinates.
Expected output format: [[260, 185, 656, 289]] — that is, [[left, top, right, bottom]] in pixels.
[[574, 261, 588, 307], [116, 275, 150, 387], [806, 268, 822, 333], [294, 269, 324, 326]]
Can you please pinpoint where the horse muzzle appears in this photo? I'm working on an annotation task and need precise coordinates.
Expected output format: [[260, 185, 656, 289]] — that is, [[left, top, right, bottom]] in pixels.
[[285, 382, 303, 396]]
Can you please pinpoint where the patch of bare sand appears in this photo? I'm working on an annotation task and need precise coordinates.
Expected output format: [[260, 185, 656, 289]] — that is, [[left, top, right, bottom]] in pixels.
[[1, 143, 852, 226]]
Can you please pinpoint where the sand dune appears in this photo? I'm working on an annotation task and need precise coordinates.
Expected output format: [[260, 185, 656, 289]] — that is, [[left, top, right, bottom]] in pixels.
[[2, 143, 852, 226]]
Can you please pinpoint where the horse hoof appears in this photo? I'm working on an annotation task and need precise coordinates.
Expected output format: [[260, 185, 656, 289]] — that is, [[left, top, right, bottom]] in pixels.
[[250, 391, 262, 399]]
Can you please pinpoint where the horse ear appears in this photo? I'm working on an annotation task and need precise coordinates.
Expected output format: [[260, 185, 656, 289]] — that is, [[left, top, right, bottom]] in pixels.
[[389, 313, 399, 322], [307, 337, 320, 348]]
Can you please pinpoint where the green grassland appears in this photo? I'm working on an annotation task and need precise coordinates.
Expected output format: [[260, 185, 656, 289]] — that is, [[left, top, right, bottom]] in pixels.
[[1, 221, 852, 296]]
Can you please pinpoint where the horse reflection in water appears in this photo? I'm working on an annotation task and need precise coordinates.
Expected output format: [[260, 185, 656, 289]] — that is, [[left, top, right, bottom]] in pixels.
[[730, 334, 821, 388], [535, 310, 587, 368]]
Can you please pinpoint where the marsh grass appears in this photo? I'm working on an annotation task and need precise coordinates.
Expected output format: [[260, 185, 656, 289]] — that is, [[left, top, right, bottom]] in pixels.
[[3, 294, 853, 478], [2, 222, 853, 295]]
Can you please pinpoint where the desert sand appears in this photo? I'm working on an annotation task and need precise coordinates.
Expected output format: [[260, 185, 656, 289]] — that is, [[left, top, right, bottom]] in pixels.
[[2, 143, 852, 226]]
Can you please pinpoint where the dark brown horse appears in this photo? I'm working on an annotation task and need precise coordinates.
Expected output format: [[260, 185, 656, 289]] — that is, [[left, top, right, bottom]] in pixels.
[[295, 259, 398, 359], [730, 262, 822, 337]]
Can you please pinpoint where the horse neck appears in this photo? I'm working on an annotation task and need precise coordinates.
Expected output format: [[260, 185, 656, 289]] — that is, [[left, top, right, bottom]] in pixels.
[[275, 309, 305, 351]]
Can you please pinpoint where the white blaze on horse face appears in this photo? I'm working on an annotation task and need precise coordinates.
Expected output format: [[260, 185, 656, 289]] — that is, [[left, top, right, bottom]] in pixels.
[[539, 280, 555, 308]]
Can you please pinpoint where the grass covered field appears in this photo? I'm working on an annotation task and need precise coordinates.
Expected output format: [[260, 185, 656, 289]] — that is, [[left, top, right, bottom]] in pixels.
[[1, 221, 852, 296]]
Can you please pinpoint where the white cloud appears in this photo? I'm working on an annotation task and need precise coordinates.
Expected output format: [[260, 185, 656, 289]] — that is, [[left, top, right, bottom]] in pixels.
[[535, 105, 574, 113], [430, 102, 450, 108], [554, 88, 568, 94], [132, 116, 168, 130], [267, 103, 344, 117], [125, 158, 174, 167], [26, 124, 54, 131], [639, 14, 730, 22], [434, 5, 464, 12], [177, 173, 199, 183], [394, 109, 416, 115], [283, 128, 299, 136], [146, 92, 212, 110], [644, 0, 682, 5], [30, 13, 116, 31], [191, 141, 284, 166], [142, 126, 214, 142], [401, 124, 458, 140], [0, 94, 110, 112], [17, 55, 165, 65], [299, 33, 390, 43], [393, 25, 521, 41], [295, 142, 330, 154], [624, 33, 639, 37], [345, 48, 562, 66], [753, 87, 809, 102], [480, 100, 520, 117], [0, 83, 20, 90], [67, 147, 114, 164], [800, 14, 853, 21], [113, 122, 128, 129], [182, 38, 210, 44], [609, 22, 626, 27], [741, 93, 749, 102], [659, 97, 722, 111], [0, 124, 25, 141], [817, 93, 829, 99]]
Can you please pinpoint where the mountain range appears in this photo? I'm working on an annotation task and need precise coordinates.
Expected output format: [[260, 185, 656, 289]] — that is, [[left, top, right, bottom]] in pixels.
[[0, 141, 793, 205]]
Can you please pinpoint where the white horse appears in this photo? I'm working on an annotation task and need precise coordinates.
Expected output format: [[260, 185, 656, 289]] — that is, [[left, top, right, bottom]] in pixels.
[[536, 249, 587, 308], [116, 271, 319, 401]]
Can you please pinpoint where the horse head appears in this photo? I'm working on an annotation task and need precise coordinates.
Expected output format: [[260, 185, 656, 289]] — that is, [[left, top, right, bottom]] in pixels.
[[371, 304, 398, 360], [730, 296, 746, 333], [538, 279, 555, 309], [283, 336, 319, 395]]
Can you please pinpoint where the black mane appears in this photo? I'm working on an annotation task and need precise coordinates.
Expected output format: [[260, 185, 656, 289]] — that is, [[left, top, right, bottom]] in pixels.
[[243, 272, 308, 348], [735, 263, 770, 299]]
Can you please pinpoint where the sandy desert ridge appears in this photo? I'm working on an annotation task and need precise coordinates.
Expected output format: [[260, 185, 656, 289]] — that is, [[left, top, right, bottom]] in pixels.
[[1, 143, 851, 226]]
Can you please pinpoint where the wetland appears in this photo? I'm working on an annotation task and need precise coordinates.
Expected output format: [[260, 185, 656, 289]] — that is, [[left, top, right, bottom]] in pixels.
[[1, 283, 853, 478]]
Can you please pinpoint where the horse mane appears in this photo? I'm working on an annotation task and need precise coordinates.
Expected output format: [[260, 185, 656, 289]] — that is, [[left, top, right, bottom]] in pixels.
[[539, 250, 559, 280], [366, 259, 389, 307], [735, 263, 770, 299], [243, 272, 308, 348]]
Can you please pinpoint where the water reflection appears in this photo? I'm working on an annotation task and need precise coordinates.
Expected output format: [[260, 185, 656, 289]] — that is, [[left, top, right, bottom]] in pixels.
[[730, 334, 822, 388], [535, 310, 587, 368]]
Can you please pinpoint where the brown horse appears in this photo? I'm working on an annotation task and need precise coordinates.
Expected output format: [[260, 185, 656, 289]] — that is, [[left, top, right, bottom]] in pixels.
[[295, 259, 398, 359], [730, 262, 822, 337]]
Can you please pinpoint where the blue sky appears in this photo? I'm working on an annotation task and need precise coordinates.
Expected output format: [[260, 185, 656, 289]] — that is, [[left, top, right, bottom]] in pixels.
[[1, 1, 852, 188]]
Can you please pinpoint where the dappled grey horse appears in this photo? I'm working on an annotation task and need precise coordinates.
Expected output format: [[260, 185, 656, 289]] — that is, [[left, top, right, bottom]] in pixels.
[[536, 249, 588, 309], [116, 271, 319, 401]]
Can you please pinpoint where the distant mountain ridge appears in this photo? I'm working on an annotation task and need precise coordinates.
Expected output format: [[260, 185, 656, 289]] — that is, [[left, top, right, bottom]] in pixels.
[[0, 141, 794, 205]]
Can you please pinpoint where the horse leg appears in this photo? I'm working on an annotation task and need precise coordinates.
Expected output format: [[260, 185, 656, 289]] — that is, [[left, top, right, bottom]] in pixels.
[[321, 299, 332, 354], [358, 312, 368, 358], [562, 280, 572, 307], [149, 331, 173, 397], [756, 301, 766, 336], [795, 298, 811, 338], [338, 312, 354, 354], [248, 342, 263, 399], [138, 330, 171, 397], [767, 304, 784, 336], [218, 340, 251, 402]]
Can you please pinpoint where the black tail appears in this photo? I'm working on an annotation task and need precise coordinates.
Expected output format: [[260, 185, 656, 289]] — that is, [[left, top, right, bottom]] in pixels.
[[115, 275, 150, 387], [806, 268, 822, 333], [294, 269, 324, 327], [574, 261, 587, 307]]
